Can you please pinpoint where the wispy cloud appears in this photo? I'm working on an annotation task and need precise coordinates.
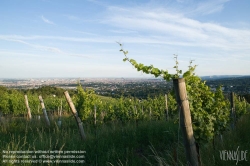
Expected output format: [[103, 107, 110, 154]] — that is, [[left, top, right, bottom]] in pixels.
[[0, 50, 34, 56], [0, 35, 122, 44], [0, 34, 196, 46], [193, 0, 230, 15], [0, 36, 62, 54], [0, 35, 102, 58], [41, 15, 55, 25], [103, 5, 250, 51]]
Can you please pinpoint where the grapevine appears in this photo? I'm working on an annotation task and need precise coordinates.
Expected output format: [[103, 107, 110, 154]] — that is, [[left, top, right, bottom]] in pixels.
[[118, 43, 232, 144]]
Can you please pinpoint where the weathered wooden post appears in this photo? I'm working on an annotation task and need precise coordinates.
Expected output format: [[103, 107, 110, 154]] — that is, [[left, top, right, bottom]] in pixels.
[[243, 97, 248, 112], [57, 100, 63, 128], [64, 91, 86, 140], [38, 95, 50, 126], [57, 106, 62, 128], [173, 78, 199, 166], [165, 94, 169, 121], [37, 105, 40, 120], [24, 95, 32, 120], [94, 105, 97, 126], [134, 105, 139, 127], [230, 92, 235, 129], [60, 99, 63, 116]]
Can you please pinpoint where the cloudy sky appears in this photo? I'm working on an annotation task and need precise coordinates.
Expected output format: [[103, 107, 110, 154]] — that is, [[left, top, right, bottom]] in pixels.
[[1, 0, 250, 78]]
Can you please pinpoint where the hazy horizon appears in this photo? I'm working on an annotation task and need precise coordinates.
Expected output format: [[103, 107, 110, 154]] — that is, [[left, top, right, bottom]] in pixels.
[[1, 75, 250, 80]]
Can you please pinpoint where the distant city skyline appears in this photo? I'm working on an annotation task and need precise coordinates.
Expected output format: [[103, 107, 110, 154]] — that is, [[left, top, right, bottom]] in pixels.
[[1, 0, 250, 78]]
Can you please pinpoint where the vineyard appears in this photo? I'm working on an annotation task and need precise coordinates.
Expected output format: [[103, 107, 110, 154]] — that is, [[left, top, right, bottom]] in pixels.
[[0, 51, 250, 165], [0, 84, 250, 165]]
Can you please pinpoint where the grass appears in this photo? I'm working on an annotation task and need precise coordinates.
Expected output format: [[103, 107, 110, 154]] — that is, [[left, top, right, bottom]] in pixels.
[[0, 116, 179, 165], [0, 113, 250, 165]]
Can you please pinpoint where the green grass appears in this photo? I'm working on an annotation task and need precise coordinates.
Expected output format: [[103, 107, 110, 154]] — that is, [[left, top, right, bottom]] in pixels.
[[0, 114, 250, 165], [0, 116, 179, 165]]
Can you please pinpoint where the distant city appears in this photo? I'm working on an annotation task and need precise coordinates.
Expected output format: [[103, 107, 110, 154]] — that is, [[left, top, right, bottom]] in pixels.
[[1, 76, 250, 99], [0, 77, 165, 89]]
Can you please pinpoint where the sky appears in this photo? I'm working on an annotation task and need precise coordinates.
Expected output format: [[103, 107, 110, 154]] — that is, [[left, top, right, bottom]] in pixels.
[[0, 0, 250, 78]]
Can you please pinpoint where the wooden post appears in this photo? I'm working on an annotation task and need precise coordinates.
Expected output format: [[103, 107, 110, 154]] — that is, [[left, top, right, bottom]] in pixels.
[[57, 100, 62, 128], [38, 95, 50, 126], [37, 105, 40, 120], [230, 92, 235, 129], [243, 97, 247, 112], [165, 94, 169, 121], [94, 105, 97, 126], [134, 105, 138, 127], [173, 78, 199, 166], [94, 105, 97, 141], [24, 95, 32, 120], [134, 106, 137, 114], [64, 91, 86, 140], [60, 99, 62, 116], [220, 134, 223, 142]]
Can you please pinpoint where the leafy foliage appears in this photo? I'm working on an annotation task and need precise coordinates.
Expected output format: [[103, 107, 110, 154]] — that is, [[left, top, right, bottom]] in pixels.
[[24, 86, 67, 98], [234, 95, 249, 121], [184, 70, 230, 143], [73, 83, 175, 124], [0, 88, 68, 116], [74, 84, 102, 123], [118, 44, 248, 144]]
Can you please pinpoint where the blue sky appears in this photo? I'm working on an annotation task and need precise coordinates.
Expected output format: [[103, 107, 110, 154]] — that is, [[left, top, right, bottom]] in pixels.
[[1, 0, 250, 78]]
